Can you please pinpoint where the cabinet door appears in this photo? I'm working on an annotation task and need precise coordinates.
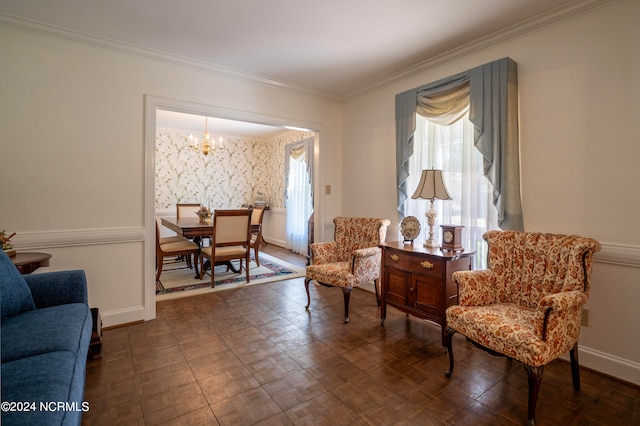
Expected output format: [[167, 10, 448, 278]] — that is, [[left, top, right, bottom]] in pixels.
[[411, 273, 443, 318], [384, 266, 409, 306]]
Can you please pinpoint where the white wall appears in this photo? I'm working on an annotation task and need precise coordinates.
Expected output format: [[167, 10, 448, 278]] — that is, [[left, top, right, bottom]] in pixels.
[[342, 0, 640, 384], [0, 24, 342, 327]]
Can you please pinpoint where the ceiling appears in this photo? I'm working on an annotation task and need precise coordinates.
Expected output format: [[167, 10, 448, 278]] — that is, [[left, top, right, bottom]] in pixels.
[[0, 0, 609, 98], [156, 110, 293, 140], [0, 0, 611, 138]]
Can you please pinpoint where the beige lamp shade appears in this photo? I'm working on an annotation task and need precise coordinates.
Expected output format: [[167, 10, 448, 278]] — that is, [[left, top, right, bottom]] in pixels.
[[411, 169, 452, 201]]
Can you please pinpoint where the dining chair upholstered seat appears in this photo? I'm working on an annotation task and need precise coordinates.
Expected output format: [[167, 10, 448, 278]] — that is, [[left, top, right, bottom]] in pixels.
[[156, 218, 194, 269], [155, 222, 200, 282], [159, 235, 186, 245], [444, 230, 600, 425], [305, 216, 390, 323], [199, 209, 252, 287]]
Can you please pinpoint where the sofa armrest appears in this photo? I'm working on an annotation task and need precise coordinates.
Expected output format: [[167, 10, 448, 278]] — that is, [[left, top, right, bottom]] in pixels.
[[535, 290, 587, 343], [23, 270, 88, 308], [309, 241, 337, 265], [452, 269, 498, 306]]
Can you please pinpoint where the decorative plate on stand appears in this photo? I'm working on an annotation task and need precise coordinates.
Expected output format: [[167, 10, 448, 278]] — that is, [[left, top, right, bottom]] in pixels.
[[400, 216, 421, 243]]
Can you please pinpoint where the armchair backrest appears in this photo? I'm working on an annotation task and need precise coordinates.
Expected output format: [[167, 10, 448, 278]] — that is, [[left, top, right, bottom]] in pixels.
[[484, 230, 600, 308], [333, 217, 391, 262]]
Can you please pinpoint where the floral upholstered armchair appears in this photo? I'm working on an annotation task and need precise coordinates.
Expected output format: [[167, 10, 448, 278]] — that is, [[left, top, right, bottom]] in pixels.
[[305, 217, 390, 323], [444, 230, 600, 425]]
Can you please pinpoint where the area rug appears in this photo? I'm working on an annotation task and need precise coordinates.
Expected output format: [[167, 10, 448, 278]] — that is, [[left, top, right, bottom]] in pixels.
[[156, 252, 305, 301]]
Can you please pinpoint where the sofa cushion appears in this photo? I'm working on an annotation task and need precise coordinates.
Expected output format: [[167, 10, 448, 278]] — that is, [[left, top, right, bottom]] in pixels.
[[0, 251, 36, 320], [1, 351, 87, 426], [1, 303, 91, 363]]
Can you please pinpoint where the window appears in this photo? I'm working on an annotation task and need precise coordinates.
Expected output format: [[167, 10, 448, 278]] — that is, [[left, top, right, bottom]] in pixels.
[[396, 57, 523, 247], [404, 114, 499, 268]]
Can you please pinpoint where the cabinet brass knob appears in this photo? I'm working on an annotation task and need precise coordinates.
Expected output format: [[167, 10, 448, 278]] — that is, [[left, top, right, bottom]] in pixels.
[[420, 260, 434, 269], [390, 254, 399, 261]]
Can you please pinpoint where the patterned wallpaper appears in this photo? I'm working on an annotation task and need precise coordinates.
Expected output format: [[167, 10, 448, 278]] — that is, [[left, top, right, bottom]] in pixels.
[[155, 129, 312, 211]]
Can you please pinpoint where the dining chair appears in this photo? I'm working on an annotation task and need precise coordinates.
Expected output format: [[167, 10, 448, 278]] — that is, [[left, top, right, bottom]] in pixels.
[[176, 203, 201, 219], [155, 222, 200, 282], [156, 217, 194, 269], [156, 217, 184, 245], [248, 206, 267, 266], [177, 202, 209, 246], [199, 208, 253, 287]]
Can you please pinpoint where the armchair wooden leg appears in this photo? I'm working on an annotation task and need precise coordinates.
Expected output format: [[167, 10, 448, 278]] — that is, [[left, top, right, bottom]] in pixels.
[[373, 278, 380, 306], [304, 278, 312, 310], [342, 288, 351, 323], [444, 326, 456, 377], [570, 343, 581, 391], [524, 364, 544, 426]]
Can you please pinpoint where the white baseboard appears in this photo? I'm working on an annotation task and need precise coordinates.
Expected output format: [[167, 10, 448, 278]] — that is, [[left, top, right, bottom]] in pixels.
[[99, 305, 146, 328], [562, 345, 640, 386], [262, 235, 287, 249]]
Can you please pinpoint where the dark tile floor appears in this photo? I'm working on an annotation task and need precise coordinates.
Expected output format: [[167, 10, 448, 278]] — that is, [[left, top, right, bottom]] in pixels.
[[83, 246, 639, 425]]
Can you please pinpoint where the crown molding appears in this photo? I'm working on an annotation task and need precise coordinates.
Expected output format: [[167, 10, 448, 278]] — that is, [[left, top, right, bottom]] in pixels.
[[0, 0, 620, 101], [0, 13, 340, 101], [344, 0, 618, 98]]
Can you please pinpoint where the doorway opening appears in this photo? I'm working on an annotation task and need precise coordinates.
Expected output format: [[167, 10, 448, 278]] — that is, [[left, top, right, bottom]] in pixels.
[[144, 96, 321, 320]]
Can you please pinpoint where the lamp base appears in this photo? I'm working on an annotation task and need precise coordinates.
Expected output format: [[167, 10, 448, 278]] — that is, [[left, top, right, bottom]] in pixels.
[[423, 239, 439, 248]]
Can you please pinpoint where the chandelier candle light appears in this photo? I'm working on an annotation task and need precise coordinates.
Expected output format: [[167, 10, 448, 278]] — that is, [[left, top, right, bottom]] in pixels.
[[411, 169, 452, 248], [188, 116, 223, 155]]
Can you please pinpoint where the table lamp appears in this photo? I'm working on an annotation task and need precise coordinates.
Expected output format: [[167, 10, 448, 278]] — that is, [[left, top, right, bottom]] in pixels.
[[411, 169, 452, 248]]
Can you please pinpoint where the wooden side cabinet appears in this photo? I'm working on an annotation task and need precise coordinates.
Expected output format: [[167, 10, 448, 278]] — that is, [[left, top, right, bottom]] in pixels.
[[379, 241, 475, 346]]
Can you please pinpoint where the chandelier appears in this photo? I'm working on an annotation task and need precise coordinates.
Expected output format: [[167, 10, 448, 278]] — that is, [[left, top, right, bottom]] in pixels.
[[188, 116, 222, 155]]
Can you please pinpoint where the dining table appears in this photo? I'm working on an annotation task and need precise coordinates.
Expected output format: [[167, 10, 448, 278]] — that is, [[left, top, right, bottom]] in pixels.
[[161, 216, 212, 241], [160, 216, 239, 276]]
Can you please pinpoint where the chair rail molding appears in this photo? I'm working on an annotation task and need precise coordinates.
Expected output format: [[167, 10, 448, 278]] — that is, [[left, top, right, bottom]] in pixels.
[[10, 227, 145, 250], [595, 242, 640, 268]]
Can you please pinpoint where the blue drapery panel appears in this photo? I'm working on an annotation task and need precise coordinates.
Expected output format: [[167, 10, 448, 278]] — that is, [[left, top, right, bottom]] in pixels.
[[395, 57, 523, 231]]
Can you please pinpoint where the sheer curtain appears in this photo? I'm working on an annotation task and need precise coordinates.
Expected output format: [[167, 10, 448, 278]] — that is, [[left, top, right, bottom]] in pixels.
[[404, 114, 499, 268], [285, 138, 314, 255]]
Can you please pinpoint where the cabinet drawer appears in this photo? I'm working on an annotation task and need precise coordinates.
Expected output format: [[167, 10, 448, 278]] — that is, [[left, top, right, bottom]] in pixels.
[[384, 249, 444, 277]]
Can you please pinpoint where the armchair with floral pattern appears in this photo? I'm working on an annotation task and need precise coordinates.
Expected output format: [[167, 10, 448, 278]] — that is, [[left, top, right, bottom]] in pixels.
[[444, 230, 600, 425], [305, 217, 390, 323]]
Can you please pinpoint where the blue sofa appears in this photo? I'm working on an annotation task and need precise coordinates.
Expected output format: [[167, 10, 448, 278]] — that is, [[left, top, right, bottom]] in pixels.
[[1, 251, 92, 426]]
